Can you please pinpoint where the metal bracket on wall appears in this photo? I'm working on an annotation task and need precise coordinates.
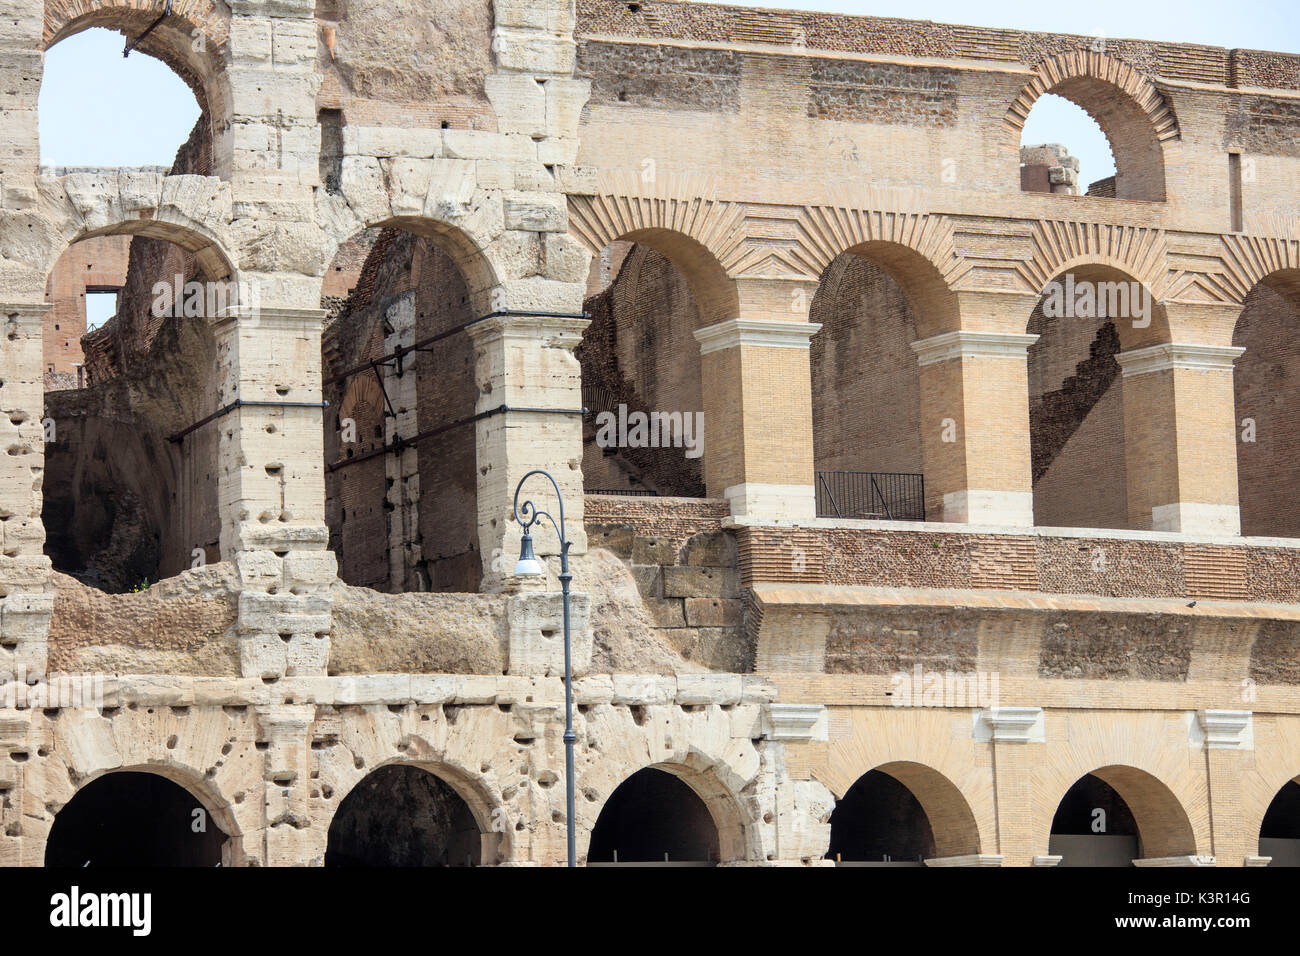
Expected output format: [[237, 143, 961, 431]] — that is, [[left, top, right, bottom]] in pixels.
[[123, 0, 173, 58], [167, 398, 329, 444]]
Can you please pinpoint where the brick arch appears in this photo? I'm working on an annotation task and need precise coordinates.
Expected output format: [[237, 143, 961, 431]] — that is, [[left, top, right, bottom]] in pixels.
[[1026, 257, 1172, 351], [1219, 237, 1300, 308], [823, 238, 962, 340], [568, 203, 742, 328], [43, 0, 233, 174], [1005, 49, 1179, 202], [1050, 765, 1199, 859], [579, 757, 753, 864], [834, 760, 983, 858]]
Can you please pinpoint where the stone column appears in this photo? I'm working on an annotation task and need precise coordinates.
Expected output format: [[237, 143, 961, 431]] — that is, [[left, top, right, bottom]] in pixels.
[[214, 306, 335, 679], [912, 330, 1039, 526], [1115, 341, 1244, 535], [0, 303, 53, 681], [693, 310, 821, 522], [381, 292, 422, 591], [468, 314, 589, 591]]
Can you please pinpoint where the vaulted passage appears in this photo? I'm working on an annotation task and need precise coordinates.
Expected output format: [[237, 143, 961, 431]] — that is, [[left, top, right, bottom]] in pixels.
[[1260, 779, 1300, 866], [587, 768, 719, 865], [325, 765, 481, 867], [45, 772, 227, 867], [827, 769, 933, 865]]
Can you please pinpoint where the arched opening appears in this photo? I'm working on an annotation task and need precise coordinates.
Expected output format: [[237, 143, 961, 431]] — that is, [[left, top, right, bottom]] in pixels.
[[1012, 58, 1170, 202], [1048, 766, 1195, 865], [809, 249, 935, 521], [42, 229, 232, 592], [826, 762, 980, 865], [827, 769, 931, 865], [1027, 265, 1165, 530], [40, 27, 201, 169], [322, 224, 483, 593], [41, 0, 231, 177], [1259, 779, 1300, 866], [1233, 270, 1300, 538], [46, 771, 229, 866], [1020, 94, 1116, 197], [587, 767, 720, 865], [325, 764, 482, 867], [577, 239, 708, 498]]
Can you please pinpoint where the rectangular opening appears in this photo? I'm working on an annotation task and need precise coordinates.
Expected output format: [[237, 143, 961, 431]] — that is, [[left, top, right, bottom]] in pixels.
[[1228, 152, 1244, 233], [84, 289, 118, 330]]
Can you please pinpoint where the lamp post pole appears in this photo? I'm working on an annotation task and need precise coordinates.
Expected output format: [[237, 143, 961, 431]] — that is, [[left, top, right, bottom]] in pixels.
[[511, 469, 576, 867]]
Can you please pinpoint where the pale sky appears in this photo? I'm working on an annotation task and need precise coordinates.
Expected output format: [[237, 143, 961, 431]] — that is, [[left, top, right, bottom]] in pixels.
[[38, 2, 1300, 187]]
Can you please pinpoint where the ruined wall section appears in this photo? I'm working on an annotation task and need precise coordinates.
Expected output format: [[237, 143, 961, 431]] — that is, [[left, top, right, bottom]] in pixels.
[[42, 235, 129, 386], [577, 244, 705, 497]]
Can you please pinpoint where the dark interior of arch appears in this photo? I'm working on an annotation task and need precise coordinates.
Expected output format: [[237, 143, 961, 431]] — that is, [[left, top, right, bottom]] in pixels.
[[1260, 780, 1300, 839], [42, 234, 222, 593], [45, 771, 227, 866], [587, 767, 719, 863], [322, 228, 481, 593], [325, 764, 481, 867], [1052, 772, 1139, 836], [577, 242, 707, 497], [826, 768, 935, 863]]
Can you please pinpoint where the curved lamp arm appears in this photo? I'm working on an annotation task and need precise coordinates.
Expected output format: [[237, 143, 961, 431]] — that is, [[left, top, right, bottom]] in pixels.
[[512, 468, 567, 548]]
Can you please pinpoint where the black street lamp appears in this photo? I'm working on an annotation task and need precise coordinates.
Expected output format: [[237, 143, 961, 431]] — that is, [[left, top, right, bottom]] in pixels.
[[511, 469, 577, 867]]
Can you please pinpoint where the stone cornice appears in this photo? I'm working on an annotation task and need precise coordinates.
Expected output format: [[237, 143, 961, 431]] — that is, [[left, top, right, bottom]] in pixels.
[[1115, 342, 1244, 377], [911, 330, 1039, 366], [694, 319, 822, 355]]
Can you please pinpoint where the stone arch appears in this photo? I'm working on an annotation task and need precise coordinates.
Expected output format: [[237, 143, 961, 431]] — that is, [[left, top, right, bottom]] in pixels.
[[324, 761, 490, 866], [827, 760, 983, 860], [315, 711, 515, 863], [324, 215, 501, 320], [42, 171, 235, 282], [43, 0, 233, 177], [578, 757, 753, 865], [1048, 764, 1198, 860], [1005, 49, 1178, 202], [41, 763, 246, 866]]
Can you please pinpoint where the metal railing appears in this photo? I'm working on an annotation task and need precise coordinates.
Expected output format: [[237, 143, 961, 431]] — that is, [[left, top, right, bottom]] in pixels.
[[586, 488, 659, 497], [815, 471, 925, 521]]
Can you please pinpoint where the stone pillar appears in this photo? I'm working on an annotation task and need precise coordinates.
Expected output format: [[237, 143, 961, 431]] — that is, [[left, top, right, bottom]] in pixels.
[[0, 303, 53, 681], [1115, 342, 1244, 535], [214, 306, 336, 679], [693, 312, 821, 522], [1197, 709, 1253, 866], [468, 314, 589, 590], [381, 292, 422, 591], [256, 705, 320, 866], [981, 706, 1044, 866], [912, 330, 1039, 526]]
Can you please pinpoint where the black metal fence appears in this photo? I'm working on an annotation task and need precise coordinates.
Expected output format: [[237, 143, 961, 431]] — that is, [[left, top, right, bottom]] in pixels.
[[586, 488, 659, 497], [815, 471, 925, 521]]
